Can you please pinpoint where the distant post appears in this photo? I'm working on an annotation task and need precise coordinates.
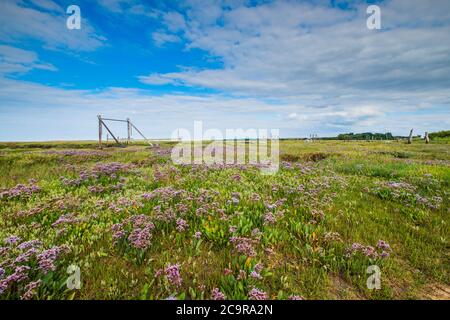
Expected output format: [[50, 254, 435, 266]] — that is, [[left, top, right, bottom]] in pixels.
[[127, 118, 131, 144], [408, 129, 413, 144], [425, 132, 430, 144], [98, 115, 102, 149]]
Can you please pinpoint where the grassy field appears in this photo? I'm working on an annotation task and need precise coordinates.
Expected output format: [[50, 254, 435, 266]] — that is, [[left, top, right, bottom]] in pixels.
[[0, 139, 448, 300]]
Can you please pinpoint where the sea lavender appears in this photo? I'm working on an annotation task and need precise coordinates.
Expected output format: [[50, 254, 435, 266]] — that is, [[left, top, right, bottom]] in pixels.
[[51, 213, 78, 228], [248, 287, 268, 300], [176, 218, 188, 232], [4, 236, 21, 246], [165, 264, 182, 287], [5, 265, 30, 284], [224, 268, 233, 276], [377, 240, 391, 251], [0, 182, 40, 200], [250, 271, 263, 280], [128, 223, 154, 249], [15, 248, 38, 264], [253, 263, 263, 273], [211, 288, 226, 300], [263, 212, 276, 225], [230, 236, 257, 257], [21, 280, 42, 300], [193, 231, 202, 240], [37, 245, 70, 274], [17, 240, 42, 251]]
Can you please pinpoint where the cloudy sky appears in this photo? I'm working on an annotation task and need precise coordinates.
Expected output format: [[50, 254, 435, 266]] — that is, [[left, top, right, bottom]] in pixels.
[[0, 0, 449, 141]]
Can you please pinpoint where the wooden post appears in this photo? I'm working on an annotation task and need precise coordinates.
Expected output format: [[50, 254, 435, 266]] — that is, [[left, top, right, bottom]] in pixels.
[[98, 115, 102, 149], [127, 118, 131, 145], [408, 129, 413, 144], [425, 132, 430, 144]]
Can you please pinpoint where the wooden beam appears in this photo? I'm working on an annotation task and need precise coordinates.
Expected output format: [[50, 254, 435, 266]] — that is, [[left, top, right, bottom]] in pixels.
[[98, 115, 102, 149], [100, 119, 121, 145], [130, 121, 154, 146], [127, 118, 131, 144]]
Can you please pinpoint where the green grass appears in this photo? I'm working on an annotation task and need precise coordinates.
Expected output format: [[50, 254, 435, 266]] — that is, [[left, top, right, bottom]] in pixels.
[[0, 139, 448, 300]]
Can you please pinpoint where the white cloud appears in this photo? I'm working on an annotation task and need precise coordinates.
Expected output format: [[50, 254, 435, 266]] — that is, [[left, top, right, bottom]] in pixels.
[[29, 0, 62, 12], [151, 31, 181, 47], [0, 77, 448, 141], [0, 0, 106, 52], [0, 45, 57, 74], [140, 0, 450, 129]]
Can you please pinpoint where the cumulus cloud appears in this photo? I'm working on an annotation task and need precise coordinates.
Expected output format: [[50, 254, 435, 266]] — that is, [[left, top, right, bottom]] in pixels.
[[0, 76, 448, 141], [0, 45, 57, 74], [0, 0, 106, 52], [152, 31, 181, 47], [140, 0, 450, 130], [1, 0, 449, 140]]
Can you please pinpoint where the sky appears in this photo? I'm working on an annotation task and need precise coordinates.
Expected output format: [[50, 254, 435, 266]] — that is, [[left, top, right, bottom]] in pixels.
[[0, 0, 449, 141]]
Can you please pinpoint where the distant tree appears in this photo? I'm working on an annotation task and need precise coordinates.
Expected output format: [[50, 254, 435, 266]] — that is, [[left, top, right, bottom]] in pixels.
[[428, 130, 450, 139], [337, 132, 394, 140]]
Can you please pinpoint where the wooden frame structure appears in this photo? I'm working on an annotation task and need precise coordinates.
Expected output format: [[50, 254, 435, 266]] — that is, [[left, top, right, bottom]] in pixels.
[[97, 115, 151, 148]]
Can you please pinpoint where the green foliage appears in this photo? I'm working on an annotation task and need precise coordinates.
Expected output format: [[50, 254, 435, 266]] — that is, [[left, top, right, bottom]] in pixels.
[[428, 130, 450, 140]]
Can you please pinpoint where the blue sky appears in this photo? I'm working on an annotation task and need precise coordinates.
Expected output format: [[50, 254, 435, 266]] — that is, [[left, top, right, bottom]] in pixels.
[[0, 0, 449, 141]]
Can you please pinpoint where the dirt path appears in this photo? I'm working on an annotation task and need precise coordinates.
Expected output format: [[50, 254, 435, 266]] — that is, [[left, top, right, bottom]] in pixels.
[[420, 284, 450, 300]]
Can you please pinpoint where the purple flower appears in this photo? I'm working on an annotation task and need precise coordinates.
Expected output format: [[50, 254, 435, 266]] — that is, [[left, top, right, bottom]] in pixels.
[[52, 214, 78, 228], [362, 246, 378, 259], [263, 212, 276, 225], [229, 226, 237, 233], [194, 231, 202, 240], [128, 223, 154, 249], [248, 287, 268, 300], [165, 264, 182, 287], [377, 240, 391, 251], [112, 230, 126, 242], [381, 251, 390, 258], [211, 288, 226, 300], [15, 248, 38, 264], [5, 265, 30, 284], [250, 271, 262, 280], [0, 267, 5, 279], [21, 280, 42, 300], [37, 245, 70, 274], [230, 236, 257, 257], [288, 295, 304, 300], [176, 218, 188, 232], [224, 268, 233, 276], [4, 235, 21, 245], [17, 240, 42, 250], [0, 280, 7, 294], [253, 263, 264, 273], [0, 182, 40, 200]]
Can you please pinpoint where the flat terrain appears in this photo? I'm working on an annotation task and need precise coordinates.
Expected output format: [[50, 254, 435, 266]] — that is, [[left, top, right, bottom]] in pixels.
[[0, 139, 448, 300]]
